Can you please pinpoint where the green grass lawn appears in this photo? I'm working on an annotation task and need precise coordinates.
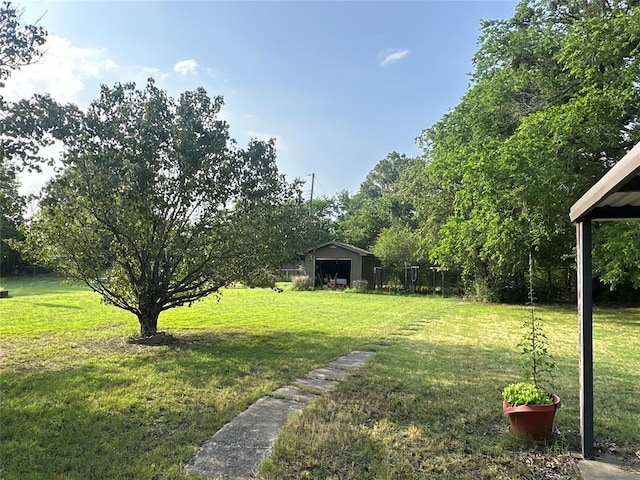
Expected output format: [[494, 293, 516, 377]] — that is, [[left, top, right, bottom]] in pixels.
[[1, 277, 638, 479]]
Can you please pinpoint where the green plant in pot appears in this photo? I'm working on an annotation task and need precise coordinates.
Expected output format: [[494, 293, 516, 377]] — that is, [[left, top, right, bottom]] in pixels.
[[502, 253, 561, 441]]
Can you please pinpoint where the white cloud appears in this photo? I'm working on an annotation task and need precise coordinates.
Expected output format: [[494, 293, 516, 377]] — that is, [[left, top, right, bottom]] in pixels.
[[173, 59, 198, 77], [2, 35, 118, 195], [379, 48, 410, 67], [2, 35, 118, 104]]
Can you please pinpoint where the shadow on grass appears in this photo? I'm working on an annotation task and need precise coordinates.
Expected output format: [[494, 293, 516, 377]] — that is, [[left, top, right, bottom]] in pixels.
[[593, 307, 640, 326], [0, 329, 365, 479], [264, 340, 588, 480], [31, 302, 83, 309], [2, 327, 635, 479]]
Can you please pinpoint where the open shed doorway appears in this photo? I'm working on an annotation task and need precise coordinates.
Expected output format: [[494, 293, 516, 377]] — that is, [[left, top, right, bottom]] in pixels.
[[315, 259, 351, 288]]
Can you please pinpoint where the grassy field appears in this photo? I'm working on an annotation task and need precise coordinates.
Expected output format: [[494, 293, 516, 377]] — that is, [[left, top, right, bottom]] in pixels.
[[0, 277, 638, 479]]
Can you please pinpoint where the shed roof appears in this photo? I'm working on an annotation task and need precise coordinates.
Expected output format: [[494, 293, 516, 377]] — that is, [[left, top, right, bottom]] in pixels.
[[308, 241, 374, 256], [570, 142, 640, 222]]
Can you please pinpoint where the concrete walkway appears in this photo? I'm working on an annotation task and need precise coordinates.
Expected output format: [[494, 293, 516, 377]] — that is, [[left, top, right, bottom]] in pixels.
[[185, 350, 378, 480], [578, 453, 640, 480]]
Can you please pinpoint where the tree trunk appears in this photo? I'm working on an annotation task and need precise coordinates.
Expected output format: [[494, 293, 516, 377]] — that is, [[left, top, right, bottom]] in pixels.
[[137, 309, 160, 337]]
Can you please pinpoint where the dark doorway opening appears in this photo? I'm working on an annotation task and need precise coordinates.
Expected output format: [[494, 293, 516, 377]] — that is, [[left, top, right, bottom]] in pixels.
[[315, 259, 351, 288]]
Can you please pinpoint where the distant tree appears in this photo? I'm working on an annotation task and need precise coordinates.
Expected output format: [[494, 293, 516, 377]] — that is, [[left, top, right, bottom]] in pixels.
[[593, 222, 640, 290], [0, 1, 47, 275], [0, 159, 24, 274], [371, 225, 422, 268], [306, 196, 339, 248], [249, 194, 338, 267], [24, 80, 301, 337], [358, 151, 416, 199], [337, 152, 418, 249]]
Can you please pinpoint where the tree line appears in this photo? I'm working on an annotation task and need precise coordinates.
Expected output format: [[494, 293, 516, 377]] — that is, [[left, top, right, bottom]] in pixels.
[[309, 0, 640, 301]]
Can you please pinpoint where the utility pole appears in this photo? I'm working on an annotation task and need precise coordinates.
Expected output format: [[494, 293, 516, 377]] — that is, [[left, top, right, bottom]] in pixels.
[[309, 172, 315, 216]]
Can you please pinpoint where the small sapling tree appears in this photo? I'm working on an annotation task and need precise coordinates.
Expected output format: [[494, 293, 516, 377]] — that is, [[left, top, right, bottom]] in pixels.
[[503, 252, 557, 406], [517, 252, 557, 392]]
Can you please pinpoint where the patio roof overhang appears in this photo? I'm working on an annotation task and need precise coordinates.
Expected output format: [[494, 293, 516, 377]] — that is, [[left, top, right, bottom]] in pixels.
[[570, 142, 640, 222], [569, 141, 640, 461]]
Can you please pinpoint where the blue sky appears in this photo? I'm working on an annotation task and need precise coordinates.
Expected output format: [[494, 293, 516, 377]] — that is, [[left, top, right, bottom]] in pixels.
[[11, 1, 517, 198]]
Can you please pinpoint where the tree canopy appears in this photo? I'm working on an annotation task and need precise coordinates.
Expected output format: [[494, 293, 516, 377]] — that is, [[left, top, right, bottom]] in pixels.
[[0, 1, 47, 275], [4, 0, 639, 305], [412, 0, 640, 300], [24, 80, 302, 336], [0, 1, 46, 88], [336, 152, 418, 249]]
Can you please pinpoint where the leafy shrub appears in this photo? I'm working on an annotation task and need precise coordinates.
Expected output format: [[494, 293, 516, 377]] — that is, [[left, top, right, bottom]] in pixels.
[[466, 277, 500, 302], [502, 382, 552, 406], [244, 269, 278, 288], [350, 279, 368, 292], [291, 275, 313, 291]]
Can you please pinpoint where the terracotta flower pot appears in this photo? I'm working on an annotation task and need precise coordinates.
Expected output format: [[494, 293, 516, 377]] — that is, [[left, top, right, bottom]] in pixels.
[[503, 394, 561, 441]]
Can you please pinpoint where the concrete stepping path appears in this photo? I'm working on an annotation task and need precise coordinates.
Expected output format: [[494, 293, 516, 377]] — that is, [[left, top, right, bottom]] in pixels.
[[185, 350, 377, 479], [294, 376, 339, 393], [306, 366, 348, 381], [579, 453, 640, 480], [326, 350, 376, 370], [185, 397, 303, 480], [271, 385, 318, 403]]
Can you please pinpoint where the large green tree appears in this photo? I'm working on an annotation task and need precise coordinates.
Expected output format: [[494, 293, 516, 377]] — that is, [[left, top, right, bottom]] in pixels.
[[416, 0, 640, 300], [396, 159, 453, 267], [0, 0, 50, 172], [25, 80, 301, 337]]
